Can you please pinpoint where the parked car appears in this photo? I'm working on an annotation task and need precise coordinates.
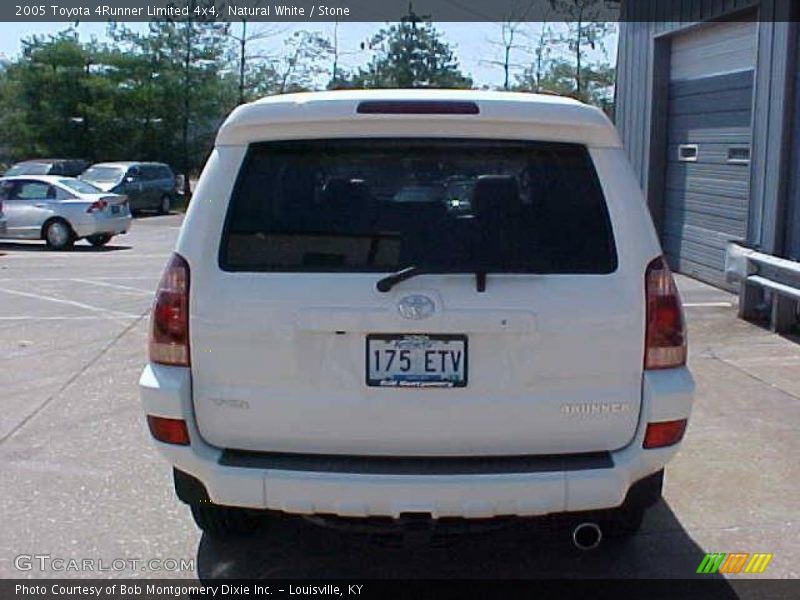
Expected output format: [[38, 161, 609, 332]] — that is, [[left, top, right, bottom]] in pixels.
[[5, 158, 89, 177], [139, 90, 694, 546], [0, 175, 131, 250], [0, 197, 6, 236], [80, 162, 176, 214]]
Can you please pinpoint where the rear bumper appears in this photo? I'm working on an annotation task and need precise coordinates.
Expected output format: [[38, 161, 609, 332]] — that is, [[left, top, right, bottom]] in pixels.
[[139, 365, 693, 518], [72, 214, 132, 238]]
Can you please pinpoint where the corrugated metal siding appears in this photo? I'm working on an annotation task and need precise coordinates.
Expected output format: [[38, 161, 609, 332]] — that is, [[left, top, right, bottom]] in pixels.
[[786, 23, 800, 260], [663, 71, 754, 287], [615, 0, 765, 291], [749, 11, 798, 255], [670, 21, 757, 80], [615, 0, 759, 196]]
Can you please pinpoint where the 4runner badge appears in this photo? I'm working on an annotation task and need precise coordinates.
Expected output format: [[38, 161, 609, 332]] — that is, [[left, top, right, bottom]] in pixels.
[[397, 294, 436, 320]]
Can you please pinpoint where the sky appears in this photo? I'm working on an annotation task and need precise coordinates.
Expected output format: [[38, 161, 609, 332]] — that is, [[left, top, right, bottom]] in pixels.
[[0, 21, 618, 89]]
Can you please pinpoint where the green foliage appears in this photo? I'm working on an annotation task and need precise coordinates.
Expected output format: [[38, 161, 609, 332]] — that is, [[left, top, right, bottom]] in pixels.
[[110, 19, 235, 183], [0, 22, 235, 181], [275, 30, 334, 93], [515, 57, 615, 112], [0, 19, 618, 167], [508, 12, 616, 114], [0, 30, 113, 161], [347, 17, 472, 89]]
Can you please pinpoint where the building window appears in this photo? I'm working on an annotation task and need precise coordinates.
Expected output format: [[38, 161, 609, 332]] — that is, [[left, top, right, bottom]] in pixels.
[[678, 144, 698, 162], [727, 146, 751, 164]]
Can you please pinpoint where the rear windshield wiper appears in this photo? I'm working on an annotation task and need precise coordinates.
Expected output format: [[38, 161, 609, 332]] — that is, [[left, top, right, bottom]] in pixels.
[[376, 266, 428, 292], [376, 266, 488, 292]]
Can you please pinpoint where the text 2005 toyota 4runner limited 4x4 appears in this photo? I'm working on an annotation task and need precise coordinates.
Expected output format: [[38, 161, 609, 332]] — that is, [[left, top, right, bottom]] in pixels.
[[140, 90, 693, 549]]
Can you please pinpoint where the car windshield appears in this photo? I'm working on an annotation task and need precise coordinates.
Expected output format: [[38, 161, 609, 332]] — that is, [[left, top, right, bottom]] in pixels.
[[221, 139, 617, 274], [6, 163, 51, 176], [58, 178, 101, 194], [81, 166, 124, 182]]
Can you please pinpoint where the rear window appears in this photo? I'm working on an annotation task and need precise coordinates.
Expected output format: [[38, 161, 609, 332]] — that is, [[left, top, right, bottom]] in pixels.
[[220, 139, 617, 274], [82, 166, 124, 182], [58, 178, 100, 194], [6, 162, 51, 176]]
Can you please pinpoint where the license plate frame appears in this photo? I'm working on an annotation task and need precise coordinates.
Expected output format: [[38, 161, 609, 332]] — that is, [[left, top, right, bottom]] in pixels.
[[366, 333, 468, 388]]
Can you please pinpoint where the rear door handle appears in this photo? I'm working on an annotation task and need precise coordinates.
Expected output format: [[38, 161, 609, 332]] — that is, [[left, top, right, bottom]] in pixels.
[[34, 203, 47, 207]]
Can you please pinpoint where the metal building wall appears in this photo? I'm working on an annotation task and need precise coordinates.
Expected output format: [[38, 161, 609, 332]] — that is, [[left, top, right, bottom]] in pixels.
[[786, 23, 800, 260], [616, 0, 797, 269]]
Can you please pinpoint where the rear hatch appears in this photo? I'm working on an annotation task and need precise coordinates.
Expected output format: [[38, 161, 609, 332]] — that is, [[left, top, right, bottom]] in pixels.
[[190, 139, 644, 456]]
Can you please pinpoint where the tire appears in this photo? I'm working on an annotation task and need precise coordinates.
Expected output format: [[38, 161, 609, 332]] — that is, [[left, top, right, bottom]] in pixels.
[[43, 220, 74, 251], [190, 503, 261, 537], [158, 195, 171, 215], [86, 234, 113, 247], [602, 506, 646, 539]]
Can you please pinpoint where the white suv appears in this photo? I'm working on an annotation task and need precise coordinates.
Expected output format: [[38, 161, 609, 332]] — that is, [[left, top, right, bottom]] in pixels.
[[139, 90, 694, 547]]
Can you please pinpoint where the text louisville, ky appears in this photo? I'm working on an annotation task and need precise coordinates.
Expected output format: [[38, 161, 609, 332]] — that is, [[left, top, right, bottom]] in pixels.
[[16, 583, 365, 597]]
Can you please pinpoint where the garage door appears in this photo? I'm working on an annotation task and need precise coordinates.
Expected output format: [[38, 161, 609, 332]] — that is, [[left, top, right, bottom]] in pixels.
[[663, 20, 756, 289]]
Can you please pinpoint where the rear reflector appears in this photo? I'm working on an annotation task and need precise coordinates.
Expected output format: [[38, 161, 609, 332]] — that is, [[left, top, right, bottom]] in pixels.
[[357, 100, 480, 115], [149, 253, 190, 366], [645, 256, 687, 370], [643, 419, 687, 449], [147, 415, 190, 445]]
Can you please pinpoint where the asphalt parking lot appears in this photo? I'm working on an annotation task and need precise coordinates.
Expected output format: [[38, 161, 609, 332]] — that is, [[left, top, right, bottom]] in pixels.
[[0, 214, 798, 582]]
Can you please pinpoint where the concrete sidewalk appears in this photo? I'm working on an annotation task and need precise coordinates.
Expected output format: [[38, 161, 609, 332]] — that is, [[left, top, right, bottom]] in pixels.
[[668, 275, 800, 578]]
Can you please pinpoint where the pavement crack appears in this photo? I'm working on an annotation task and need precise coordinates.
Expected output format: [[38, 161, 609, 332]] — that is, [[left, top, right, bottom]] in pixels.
[[0, 309, 150, 446]]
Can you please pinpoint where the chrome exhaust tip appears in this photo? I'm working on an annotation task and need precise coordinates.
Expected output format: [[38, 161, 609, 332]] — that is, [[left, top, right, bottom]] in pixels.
[[572, 522, 602, 551]]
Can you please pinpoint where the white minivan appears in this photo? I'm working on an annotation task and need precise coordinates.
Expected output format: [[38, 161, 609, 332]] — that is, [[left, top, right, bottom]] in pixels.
[[140, 90, 694, 548]]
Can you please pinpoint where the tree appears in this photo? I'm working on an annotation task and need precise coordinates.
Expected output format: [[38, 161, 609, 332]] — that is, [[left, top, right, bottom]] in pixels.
[[328, 17, 359, 89], [274, 30, 334, 94], [227, 18, 284, 104], [483, 2, 535, 90], [522, 17, 556, 93], [548, 0, 615, 101], [0, 15, 239, 179], [0, 30, 122, 161], [515, 56, 615, 113], [349, 8, 472, 89], [115, 14, 234, 192]]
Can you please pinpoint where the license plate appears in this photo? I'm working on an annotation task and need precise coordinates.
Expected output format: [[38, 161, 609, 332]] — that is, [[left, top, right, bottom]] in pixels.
[[111, 205, 120, 214], [366, 334, 468, 388]]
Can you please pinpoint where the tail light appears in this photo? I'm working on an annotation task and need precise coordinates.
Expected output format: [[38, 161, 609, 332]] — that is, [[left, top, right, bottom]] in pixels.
[[86, 199, 107, 213], [645, 256, 687, 370], [149, 253, 190, 366]]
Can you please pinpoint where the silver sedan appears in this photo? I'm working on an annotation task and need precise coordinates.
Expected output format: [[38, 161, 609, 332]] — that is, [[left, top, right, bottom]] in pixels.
[[0, 175, 132, 250]]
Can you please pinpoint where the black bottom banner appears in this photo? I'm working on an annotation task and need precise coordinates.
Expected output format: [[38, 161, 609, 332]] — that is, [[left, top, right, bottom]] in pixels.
[[2, 579, 799, 600]]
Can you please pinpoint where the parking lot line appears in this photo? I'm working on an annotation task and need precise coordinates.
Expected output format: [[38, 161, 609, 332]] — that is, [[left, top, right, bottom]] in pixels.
[[0, 315, 142, 321], [70, 278, 154, 294], [684, 302, 733, 308], [0, 276, 158, 282], [0, 286, 142, 319], [0, 310, 148, 446]]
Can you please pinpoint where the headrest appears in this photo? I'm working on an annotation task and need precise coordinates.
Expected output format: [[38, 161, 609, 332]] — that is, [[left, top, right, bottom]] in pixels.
[[323, 178, 370, 207], [471, 175, 521, 219]]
